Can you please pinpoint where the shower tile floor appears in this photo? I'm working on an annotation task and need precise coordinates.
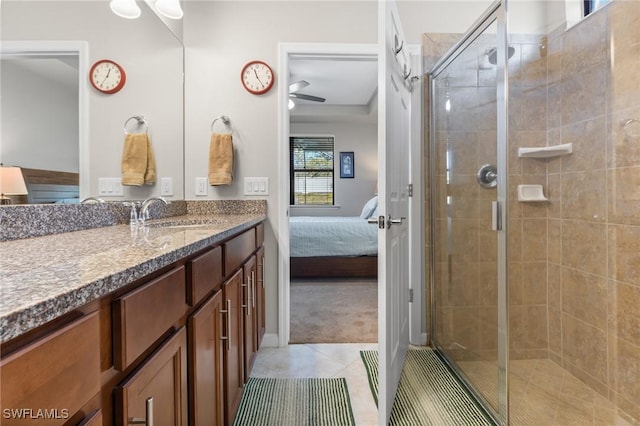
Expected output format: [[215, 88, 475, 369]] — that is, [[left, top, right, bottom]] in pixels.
[[458, 359, 637, 426]]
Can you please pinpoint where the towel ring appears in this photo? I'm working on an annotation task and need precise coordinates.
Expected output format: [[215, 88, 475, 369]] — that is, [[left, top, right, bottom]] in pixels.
[[211, 115, 232, 133], [622, 118, 640, 138], [124, 115, 148, 134]]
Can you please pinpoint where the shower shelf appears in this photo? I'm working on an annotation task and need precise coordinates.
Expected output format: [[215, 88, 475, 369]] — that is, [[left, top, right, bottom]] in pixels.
[[518, 143, 573, 159]]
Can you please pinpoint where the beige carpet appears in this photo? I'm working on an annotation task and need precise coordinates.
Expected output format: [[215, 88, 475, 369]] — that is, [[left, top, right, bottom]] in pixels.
[[290, 279, 378, 344]]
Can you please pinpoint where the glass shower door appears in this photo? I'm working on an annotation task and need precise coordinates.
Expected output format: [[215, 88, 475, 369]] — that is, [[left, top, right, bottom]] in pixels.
[[430, 14, 505, 423]]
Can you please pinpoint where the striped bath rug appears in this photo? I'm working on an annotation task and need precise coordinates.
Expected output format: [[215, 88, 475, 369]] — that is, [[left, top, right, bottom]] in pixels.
[[360, 349, 494, 425], [233, 377, 356, 426]]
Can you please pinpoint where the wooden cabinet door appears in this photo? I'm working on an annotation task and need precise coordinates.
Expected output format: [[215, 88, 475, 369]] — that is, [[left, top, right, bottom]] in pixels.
[[115, 327, 188, 426], [256, 246, 265, 349], [242, 255, 258, 382], [188, 289, 225, 426], [222, 269, 244, 425], [1, 313, 100, 426]]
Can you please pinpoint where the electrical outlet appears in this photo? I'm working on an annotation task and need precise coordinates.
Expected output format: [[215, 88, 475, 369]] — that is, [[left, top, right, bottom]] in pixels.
[[195, 177, 208, 196], [160, 177, 173, 196]]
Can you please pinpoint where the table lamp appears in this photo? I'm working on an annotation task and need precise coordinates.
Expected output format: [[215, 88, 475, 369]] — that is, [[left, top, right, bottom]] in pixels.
[[0, 165, 28, 205]]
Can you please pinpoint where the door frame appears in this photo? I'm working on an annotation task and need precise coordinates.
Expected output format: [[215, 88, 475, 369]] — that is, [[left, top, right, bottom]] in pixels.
[[276, 42, 379, 347], [276, 42, 424, 348]]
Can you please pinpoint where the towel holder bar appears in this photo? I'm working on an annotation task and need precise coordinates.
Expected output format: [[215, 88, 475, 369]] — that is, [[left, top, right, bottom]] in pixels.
[[211, 115, 231, 132], [124, 115, 148, 134]]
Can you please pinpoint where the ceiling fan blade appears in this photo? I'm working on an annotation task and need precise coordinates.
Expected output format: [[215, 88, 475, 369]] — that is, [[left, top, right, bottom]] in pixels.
[[288, 80, 309, 93], [290, 92, 326, 103]]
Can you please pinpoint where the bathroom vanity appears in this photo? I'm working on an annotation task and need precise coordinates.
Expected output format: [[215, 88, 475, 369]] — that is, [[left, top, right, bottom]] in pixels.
[[0, 201, 267, 425]]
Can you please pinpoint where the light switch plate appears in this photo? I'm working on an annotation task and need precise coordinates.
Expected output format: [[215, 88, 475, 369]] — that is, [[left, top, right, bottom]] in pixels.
[[195, 177, 208, 196], [244, 177, 269, 196], [98, 178, 123, 196]]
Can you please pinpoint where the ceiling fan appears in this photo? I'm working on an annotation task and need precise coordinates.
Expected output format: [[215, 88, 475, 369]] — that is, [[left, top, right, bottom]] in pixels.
[[288, 80, 325, 109]]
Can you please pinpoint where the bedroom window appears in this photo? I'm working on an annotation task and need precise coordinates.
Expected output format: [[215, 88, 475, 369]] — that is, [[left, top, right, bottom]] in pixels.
[[290, 136, 335, 205]]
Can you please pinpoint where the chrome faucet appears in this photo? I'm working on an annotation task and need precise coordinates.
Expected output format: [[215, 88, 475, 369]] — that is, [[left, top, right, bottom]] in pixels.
[[80, 197, 105, 204], [139, 197, 170, 224]]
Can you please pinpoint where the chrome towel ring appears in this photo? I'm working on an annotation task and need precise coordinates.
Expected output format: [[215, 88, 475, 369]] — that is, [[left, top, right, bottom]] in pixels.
[[211, 115, 232, 133], [124, 115, 148, 134]]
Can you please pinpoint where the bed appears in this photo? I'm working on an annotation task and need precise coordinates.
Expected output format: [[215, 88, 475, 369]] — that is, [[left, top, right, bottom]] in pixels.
[[19, 168, 80, 204], [289, 197, 379, 278]]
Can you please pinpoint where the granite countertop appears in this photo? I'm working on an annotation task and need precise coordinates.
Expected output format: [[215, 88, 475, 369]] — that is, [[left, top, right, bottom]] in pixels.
[[0, 213, 266, 343]]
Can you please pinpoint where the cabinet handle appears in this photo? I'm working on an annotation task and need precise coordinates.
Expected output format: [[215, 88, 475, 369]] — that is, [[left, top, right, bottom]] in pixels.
[[242, 278, 250, 316], [251, 271, 256, 309], [261, 254, 265, 288], [220, 300, 231, 350], [129, 397, 153, 425]]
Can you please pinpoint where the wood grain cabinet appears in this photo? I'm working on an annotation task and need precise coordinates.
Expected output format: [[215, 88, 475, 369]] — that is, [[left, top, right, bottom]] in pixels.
[[256, 246, 266, 350], [188, 289, 225, 426], [242, 255, 258, 381], [0, 313, 100, 426], [222, 269, 245, 425], [1, 222, 266, 426], [114, 327, 188, 426]]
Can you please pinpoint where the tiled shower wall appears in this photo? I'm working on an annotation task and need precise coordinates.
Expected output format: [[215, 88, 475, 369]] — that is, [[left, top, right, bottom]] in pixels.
[[424, 0, 640, 421], [543, 1, 640, 420]]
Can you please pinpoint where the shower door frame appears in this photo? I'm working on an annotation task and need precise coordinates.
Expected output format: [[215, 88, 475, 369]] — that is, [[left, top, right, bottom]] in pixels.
[[428, 0, 510, 424]]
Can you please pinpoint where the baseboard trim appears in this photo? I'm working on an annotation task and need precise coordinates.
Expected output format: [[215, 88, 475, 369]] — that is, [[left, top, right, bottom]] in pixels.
[[260, 333, 279, 348]]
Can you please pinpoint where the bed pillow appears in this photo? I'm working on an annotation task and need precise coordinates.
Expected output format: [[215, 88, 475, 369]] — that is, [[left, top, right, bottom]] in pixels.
[[360, 196, 378, 219]]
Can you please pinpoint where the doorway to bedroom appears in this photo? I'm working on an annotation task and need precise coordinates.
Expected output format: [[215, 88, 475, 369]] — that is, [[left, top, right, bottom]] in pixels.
[[283, 45, 380, 345]]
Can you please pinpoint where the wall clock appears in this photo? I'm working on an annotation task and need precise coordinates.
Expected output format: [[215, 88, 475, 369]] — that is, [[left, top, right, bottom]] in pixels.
[[89, 59, 126, 94], [241, 60, 274, 95]]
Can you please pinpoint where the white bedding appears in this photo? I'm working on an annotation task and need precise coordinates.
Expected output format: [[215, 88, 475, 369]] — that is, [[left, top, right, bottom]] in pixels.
[[289, 216, 378, 257]]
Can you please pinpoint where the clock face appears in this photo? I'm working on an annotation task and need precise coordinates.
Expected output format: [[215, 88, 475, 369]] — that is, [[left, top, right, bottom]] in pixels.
[[241, 61, 274, 95], [89, 60, 126, 94]]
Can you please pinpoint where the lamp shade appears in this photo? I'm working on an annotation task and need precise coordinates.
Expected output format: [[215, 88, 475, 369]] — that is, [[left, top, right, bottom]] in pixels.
[[110, 0, 142, 19], [0, 166, 28, 196], [155, 0, 183, 19]]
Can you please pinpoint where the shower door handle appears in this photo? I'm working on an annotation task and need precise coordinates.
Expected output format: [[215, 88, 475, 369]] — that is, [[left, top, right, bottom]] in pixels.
[[491, 201, 502, 231]]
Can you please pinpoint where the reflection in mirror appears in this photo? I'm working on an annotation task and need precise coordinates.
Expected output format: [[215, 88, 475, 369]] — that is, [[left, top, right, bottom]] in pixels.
[[1, 1, 184, 204], [1, 42, 88, 204]]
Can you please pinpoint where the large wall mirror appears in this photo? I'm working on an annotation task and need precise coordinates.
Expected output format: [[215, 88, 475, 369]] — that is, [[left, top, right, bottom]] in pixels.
[[1, 1, 184, 204]]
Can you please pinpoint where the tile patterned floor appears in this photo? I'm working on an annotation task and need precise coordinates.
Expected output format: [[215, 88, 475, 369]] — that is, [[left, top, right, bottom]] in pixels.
[[250, 343, 379, 426], [254, 346, 639, 426], [458, 359, 638, 426]]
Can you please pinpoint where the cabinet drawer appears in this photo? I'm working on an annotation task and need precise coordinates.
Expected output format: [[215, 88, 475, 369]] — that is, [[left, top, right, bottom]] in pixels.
[[0, 313, 100, 426], [113, 266, 187, 371], [187, 245, 223, 306], [224, 228, 256, 275]]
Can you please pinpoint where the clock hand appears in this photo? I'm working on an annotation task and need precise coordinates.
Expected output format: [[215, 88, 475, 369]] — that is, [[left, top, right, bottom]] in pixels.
[[101, 68, 111, 86], [253, 69, 265, 88]]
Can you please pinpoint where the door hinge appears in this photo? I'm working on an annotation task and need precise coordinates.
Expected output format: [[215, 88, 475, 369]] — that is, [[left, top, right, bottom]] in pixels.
[[409, 288, 414, 303], [408, 184, 413, 197]]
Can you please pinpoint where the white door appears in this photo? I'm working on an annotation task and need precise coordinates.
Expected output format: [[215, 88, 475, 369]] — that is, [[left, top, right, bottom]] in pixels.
[[377, 0, 412, 424]]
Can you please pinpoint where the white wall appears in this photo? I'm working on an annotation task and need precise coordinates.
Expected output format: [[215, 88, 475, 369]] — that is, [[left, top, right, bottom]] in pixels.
[[183, 1, 378, 337], [289, 121, 377, 217], [1, 59, 79, 172]]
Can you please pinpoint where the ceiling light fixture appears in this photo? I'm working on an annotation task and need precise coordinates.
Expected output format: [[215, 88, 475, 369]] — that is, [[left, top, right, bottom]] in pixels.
[[155, 0, 183, 19], [109, 0, 141, 19]]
